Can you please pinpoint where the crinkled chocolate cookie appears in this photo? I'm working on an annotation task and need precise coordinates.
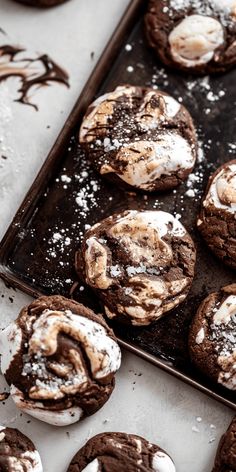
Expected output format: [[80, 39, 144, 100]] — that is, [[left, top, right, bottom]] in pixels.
[[145, 0, 236, 74], [76, 210, 196, 326], [0, 426, 42, 471], [197, 160, 236, 269], [79, 85, 197, 192], [189, 284, 236, 390], [212, 416, 236, 472], [0, 295, 121, 426], [67, 432, 176, 472]]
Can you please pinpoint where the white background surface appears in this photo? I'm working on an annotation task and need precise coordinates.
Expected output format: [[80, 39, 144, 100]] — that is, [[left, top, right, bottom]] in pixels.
[[0, 0, 234, 470]]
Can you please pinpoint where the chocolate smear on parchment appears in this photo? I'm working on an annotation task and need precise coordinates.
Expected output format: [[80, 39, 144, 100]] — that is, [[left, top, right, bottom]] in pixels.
[[0, 44, 69, 109]]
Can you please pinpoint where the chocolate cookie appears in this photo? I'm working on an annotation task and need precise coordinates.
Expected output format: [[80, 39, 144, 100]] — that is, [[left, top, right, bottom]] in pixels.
[[0, 295, 121, 426], [212, 416, 236, 472], [75, 210, 196, 326], [14, 0, 68, 7], [0, 426, 43, 471], [67, 432, 176, 472], [79, 85, 197, 192], [197, 160, 236, 269], [145, 0, 236, 74], [189, 284, 236, 390]]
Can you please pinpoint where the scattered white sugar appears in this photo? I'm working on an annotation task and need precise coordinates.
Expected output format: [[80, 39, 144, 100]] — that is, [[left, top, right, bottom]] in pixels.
[[126, 264, 147, 277], [210, 424, 216, 429], [85, 224, 91, 230], [192, 426, 200, 433], [61, 175, 71, 183], [52, 232, 62, 242], [196, 417, 202, 423], [168, 0, 234, 26], [125, 44, 132, 52], [79, 286, 84, 291], [127, 66, 134, 73], [185, 189, 195, 198], [110, 265, 122, 277]]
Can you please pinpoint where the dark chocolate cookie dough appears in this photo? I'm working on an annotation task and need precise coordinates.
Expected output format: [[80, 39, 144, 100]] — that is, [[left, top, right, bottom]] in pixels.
[[76, 210, 196, 326], [14, 0, 68, 7], [79, 85, 197, 192], [145, 0, 236, 74], [0, 426, 42, 471], [212, 416, 236, 472], [0, 295, 121, 426], [197, 160, 236, 269], [189, 284, 236, 391], [67, 432, 176, 472]]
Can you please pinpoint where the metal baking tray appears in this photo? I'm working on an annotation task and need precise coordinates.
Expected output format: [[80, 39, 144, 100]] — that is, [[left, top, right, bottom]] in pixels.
[[0, 0, 235, 410]]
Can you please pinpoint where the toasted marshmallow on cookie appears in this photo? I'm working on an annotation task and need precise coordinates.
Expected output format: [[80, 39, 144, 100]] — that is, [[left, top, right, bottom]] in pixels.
[[67, 432, 176, 472], [189, 284, 236, 390], [76, 210, 196, 326], [0, 426, 43, 471], [79, 85, 197, 192], [0, 296, 121, 426], [145, 0, 236, 74], [198, 160, 236, 269]]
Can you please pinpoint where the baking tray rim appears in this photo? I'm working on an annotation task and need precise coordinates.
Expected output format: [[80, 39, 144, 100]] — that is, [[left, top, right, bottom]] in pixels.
[[0, 0, 235, 411]]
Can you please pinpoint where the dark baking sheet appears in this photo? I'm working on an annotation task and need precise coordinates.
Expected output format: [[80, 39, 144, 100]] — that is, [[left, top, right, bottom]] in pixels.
[[0, 0, 236, 409]]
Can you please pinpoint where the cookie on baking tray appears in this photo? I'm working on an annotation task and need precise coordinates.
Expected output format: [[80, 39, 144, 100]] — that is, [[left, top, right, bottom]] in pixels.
[[189, 284, 236, 391], [0, 295, 121, 426], [0, 426, 43, 471], [75, 209, 196, 326], [79, 85, 197, 192], [145, 0, 236, 74], [67, 432, 176, 472], [212, 416, 236, 472], [197, 160, 236, 269]]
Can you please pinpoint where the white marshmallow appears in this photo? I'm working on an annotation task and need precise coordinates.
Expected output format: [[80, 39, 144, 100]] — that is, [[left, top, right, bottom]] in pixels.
[[0, 321, 22, 374], [101, 133, 194, 190], [8, 450, 43, 472], [204, 164, 236, 214], [213, 295, 236, 324], [195, 327, 205, 344], [10, 385, 83, 426], [169, 15, 224, 67], [81, 459, 100, 472], [152, 451, 176, 472]]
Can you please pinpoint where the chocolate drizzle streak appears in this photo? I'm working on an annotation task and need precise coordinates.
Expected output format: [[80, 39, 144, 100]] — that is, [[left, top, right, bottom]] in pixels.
[[0, 45, 69, 109]]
